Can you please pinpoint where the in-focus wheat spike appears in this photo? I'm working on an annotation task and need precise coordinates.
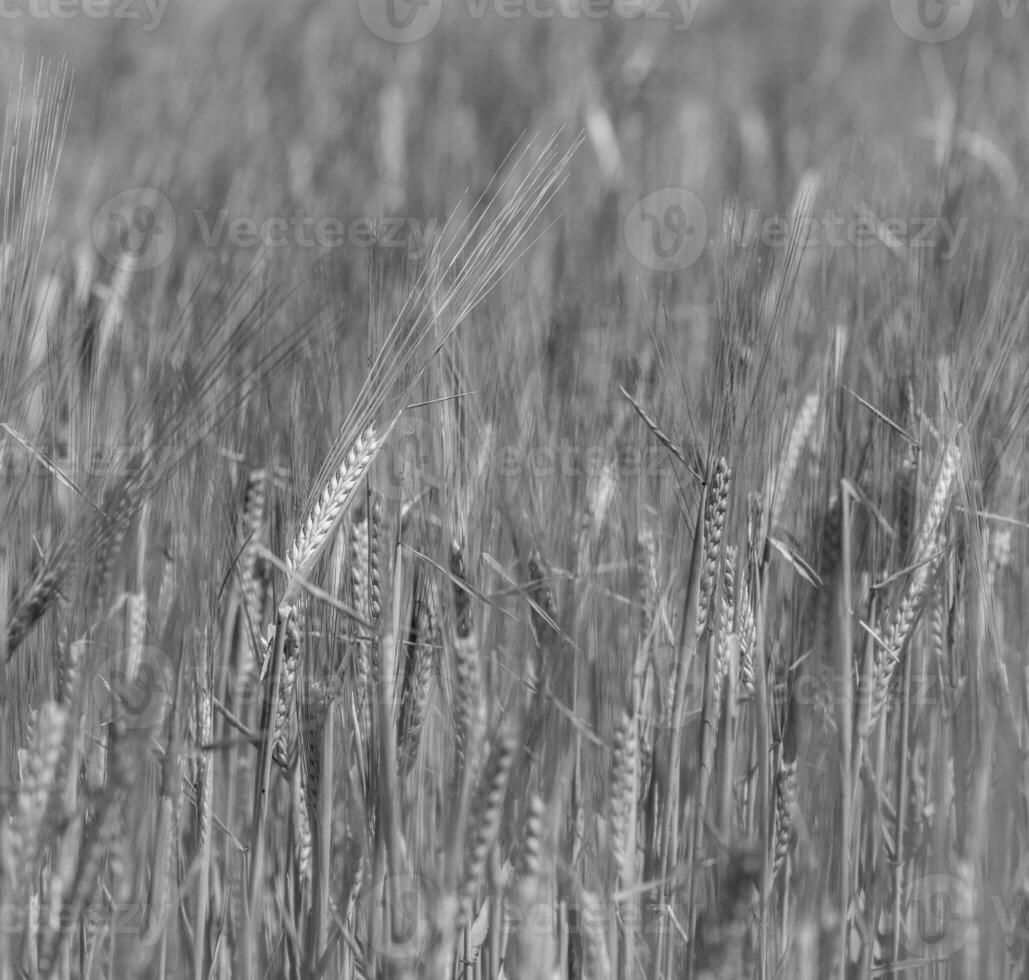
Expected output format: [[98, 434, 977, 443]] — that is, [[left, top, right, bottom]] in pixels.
[[868, 441, 961, 728], [506, 794, 553, 979], [636, 526, 659, 638], [459, 728, 515, 913], [240, 468, 268, 640], [736, 554, 756, 699], [349, 513, 374, 737], [769, 390, 819, 528], [272, 614, 301, 770], [868, 539, 945, 729], [608, 710, 637, 880], [194, 682, 214, 858], [449, 539, 485, 776], [153, 543, 176, 639], [6, 438, 166, 660], [90, 468, 147, 612], [910, 439, 961, 564], [577, 887, 613, 980], [292, 767, 313, 886], [518, 792, 545, 878], [6, 564, 64, 659], [301, 680, 328, 818], [773, 747, 797, 878], [895, 441, 918, 559], [528, 546, 558, 645], [662, 456, 730, 784], [398, 582, 437, 776], [368, 493, 383, 626], [55, 632, 84, 705], [696, 457, 732, 640], [713, 545, 738, 712], [813, 491, 843, 670], [125, 590, 146, 678], [284, 425, 385, 607], [349, 514, 370, 622], [7, 701, 67, 907], [634, 525, 660, 809], [452, 635, 485, 777], [450, 537, 473, 639], [38, 720, 136, 978]]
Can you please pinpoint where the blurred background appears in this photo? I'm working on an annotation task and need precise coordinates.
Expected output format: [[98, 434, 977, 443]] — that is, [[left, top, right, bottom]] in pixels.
[[3, 0, 1026, 338]]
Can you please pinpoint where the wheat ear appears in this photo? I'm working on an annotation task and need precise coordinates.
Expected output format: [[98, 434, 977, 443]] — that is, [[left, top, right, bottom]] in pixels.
[[868, 441, 960, 728], [696, 456, 732, 639], [450, 539, 485, 777], [284, 425, 385, 607], [459, 728, 516, 918], [506, 794, 553, 979]]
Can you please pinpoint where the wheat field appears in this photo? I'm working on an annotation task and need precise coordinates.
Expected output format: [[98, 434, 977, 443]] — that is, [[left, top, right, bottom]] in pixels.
[[1, 2, 1029, 978]]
